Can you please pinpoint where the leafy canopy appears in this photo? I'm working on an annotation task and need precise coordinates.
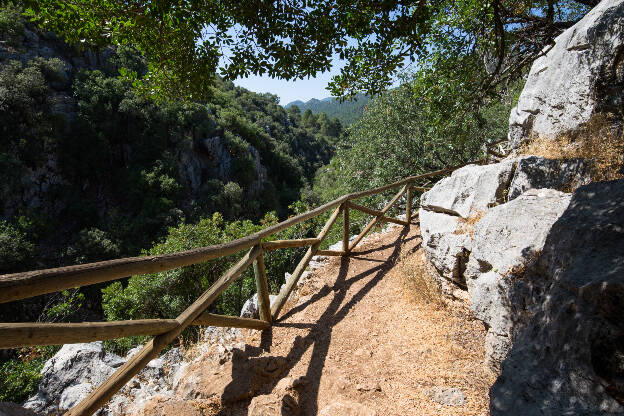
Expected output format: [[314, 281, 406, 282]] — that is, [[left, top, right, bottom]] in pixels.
[[20, 0, 593, 100]]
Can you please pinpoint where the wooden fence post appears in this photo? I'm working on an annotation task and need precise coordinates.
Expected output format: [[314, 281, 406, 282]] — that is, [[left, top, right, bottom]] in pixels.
[[342, 202, 350, 255], [253, 249, 272, 324]]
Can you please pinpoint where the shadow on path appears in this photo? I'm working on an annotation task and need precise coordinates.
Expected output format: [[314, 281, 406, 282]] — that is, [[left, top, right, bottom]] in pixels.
[[219, 227, 418, 414]]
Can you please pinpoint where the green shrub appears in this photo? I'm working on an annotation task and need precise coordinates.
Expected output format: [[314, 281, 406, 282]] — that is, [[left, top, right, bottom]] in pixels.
[[101, 209, 318, 353], [0, 346, 59, 403], [64, 228, 121, 265], [0, 3, 24, 48], [0, 221, 34, 274]]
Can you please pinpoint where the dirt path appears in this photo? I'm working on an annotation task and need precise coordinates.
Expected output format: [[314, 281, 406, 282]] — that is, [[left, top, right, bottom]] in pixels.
[[142, 224, 494, 415], [239, 225, 493, 415]]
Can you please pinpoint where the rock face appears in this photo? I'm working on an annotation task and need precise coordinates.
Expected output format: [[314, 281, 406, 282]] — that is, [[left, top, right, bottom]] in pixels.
[[419, 154, 624, 413], [23, 342, 124, 414], [23, 341, 184, 416], [508, 0, 624, 148], [420, 160, 515, 218], [420, 158, 582, 371], [491, 179, 624, 415], [508, 156, 591, 200], [466, 189, 572, 370], [419, 209, 471, 287], [419, 160, 515, 292]]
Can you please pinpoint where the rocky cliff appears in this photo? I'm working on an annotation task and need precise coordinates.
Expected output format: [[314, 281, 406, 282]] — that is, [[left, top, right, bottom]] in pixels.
[[508, 0, 624, 147], [420, 1, 624, 414]]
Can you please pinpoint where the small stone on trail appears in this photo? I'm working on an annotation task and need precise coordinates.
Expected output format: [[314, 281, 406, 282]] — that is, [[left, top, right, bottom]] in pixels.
[[428, 387, 466, 406], [356, 382, 382, 392]]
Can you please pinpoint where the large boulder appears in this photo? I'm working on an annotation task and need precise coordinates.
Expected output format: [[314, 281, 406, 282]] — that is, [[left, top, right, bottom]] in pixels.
[[23, 342, 125, 414], [419, 210, 471, 287], [420, 160, 515, 218], [508, 0, 624, 148], [508, 156, 591, 200], [419, 160, 516, 293], [23, 342, 184, 416], [466, 189, 572, 370], [491, 179, 624, 415]]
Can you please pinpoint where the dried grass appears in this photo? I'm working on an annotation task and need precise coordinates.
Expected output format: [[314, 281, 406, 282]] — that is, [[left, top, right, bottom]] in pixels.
[[520, 115, 624, 182], [398, 248, 445, 306]]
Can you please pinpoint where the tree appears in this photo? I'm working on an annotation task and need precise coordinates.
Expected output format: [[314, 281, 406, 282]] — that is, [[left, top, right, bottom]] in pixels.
[[20, 1, 593, 101]]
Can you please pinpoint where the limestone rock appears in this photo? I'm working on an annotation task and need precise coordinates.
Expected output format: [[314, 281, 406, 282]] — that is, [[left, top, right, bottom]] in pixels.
[[419, 159, 516, 292], [508, 0, 624, 148], [491, 179, 624, 415], [428, 387, 466, 406], [419, 209, 471, 286], [467, 189, 571, 278], [508, 155, 591, 200], [420, 160, 515, 218], [466, 189, 571, 370], [22, 341, 185, 416], [240, 293, 278, 319], [23, 342, 123, 414]]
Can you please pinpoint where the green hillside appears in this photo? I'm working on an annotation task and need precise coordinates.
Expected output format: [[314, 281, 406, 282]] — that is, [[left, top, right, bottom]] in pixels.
[[285, 94, 370, 126], [0, 8, 342, 324]]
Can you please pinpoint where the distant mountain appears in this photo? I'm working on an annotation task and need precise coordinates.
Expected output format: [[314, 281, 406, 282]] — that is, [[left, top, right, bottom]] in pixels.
[[285, 94, 370, 126]]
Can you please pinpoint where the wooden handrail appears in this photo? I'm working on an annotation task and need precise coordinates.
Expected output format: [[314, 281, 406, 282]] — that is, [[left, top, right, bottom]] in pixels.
[[0, 155, 501, 416], [348, 201, 409, 226], [349, 184, 408, 251], [68, 245, 262, 416], [271, 205, 342, 320], [0, 159, 479, 305], [0, 313, 270, 349], [262, 238, 320, 251]]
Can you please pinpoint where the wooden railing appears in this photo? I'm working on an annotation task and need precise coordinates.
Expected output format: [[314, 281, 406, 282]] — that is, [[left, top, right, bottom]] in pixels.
[[0, 147, 505, 416]]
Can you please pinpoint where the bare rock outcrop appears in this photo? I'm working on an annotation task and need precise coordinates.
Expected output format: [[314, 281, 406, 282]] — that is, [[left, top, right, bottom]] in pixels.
[[420, 160, 514, 218], [23, 342, 125, 415], [491, 179, 624, 415], [419, 156, 623, 413], [466, 189, 572, 370], [508, 0, 624, 148], [419, 160, 515, 294], [419, 157, 587, 371], [508, 156, 591, 200]]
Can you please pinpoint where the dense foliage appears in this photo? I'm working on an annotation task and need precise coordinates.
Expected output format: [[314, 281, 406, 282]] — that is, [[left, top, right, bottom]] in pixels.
[[0, 10, 342, 401], [286, 94, 370, 126], [0, 21, 342, 280], [100, 208, 329, 353], [307, 67, 520, 238], [20, 0, 592, 100], [0, 346, 58, 403]]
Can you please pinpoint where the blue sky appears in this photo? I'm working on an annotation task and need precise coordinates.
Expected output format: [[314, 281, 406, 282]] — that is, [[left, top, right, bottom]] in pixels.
[[234, 61, 408, 106], [234, 56, 345, 106], [234, 71, 337, 106]]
